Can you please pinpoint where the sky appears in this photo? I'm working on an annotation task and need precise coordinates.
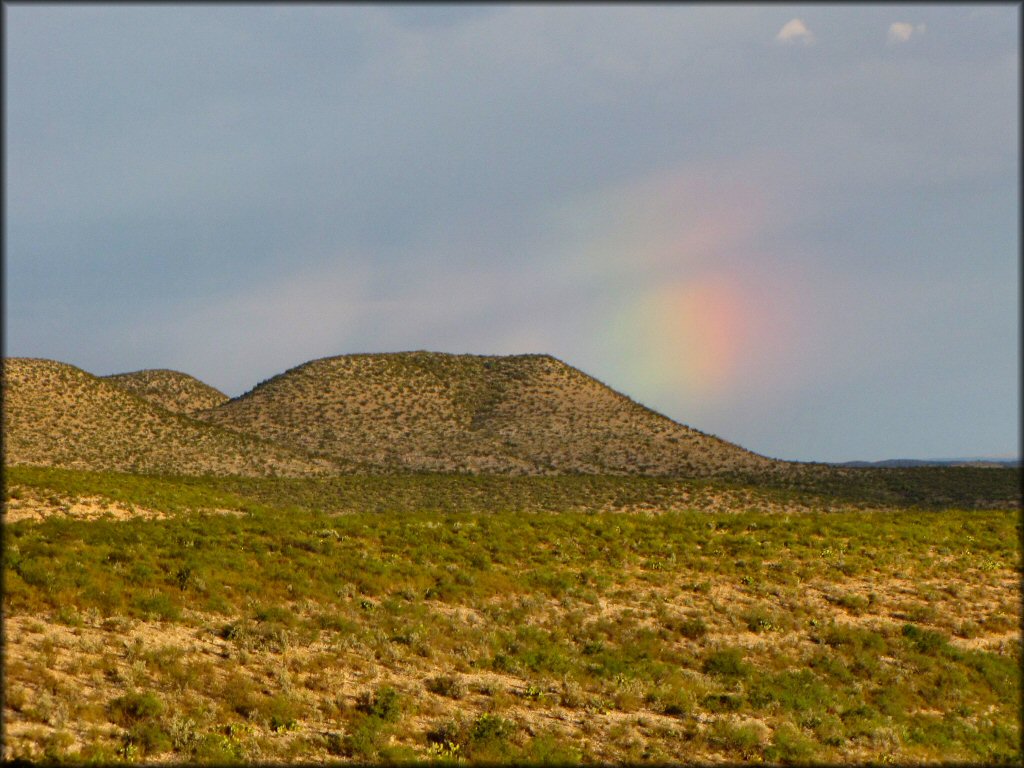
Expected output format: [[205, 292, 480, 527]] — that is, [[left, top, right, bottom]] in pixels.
[[4, 4, 1019, 463]]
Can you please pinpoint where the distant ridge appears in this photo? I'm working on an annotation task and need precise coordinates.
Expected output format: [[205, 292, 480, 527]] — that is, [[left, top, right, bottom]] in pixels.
[[836, 458, 1021, 468]]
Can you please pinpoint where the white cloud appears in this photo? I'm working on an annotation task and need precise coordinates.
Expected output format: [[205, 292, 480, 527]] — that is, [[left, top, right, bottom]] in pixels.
[[888, 22, 925, 44], [775, 18, 814, 45]]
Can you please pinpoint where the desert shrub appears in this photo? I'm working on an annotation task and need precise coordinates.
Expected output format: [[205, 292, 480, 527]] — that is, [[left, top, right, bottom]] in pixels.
[[677, 616, 708, 640], [523, 730, 583, 764], [133, 591, 181, 621], [818, 623, 887, 654], [901, 623, 949, 655], [955, 620, 981, 639], [466, 713, 517, 760], [426, 675, 466, 699], [812, 713, 846, 746], [317, 612, 359, 633], [703, 647, 751, 678], [426, 719, 462, 751], [872, 682, 918, 717], [356, 685, 402, 722], [266, 693, 303, 732], [741, 606, 779, 633], [221, 673, 262, 720], [40, 730, 76, 762], [905, 603, 939, 623], [709, 718, 768, 758], [748, 669, 831, 713], [764, 722, 815, 762], [344, 715, 389, 760], [701, 692, 744, 713], [963, 650, 1020, 700], [655, 684, 695, 717], [979, 612, 1017, 633], [827, 591, 869, 615], [808, 649, 855, 683], [253, 604, 296, 626], [193, 732, 244, 763], [109, 690, 163, 725], [324, 731, 346, 756], [124, 720, 173, 757]]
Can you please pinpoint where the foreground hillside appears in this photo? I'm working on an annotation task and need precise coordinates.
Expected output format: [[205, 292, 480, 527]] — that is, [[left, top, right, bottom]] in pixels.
[[102, 369, 229, 415], [2, 359, 338, 477], [199, 352, 780, 476], [3, 467, 1019, 764]]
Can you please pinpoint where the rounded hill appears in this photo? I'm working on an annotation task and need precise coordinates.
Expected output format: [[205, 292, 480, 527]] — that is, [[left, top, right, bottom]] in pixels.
[[198, 351, 781, 476], [3, 358, 339, 477], [103, 368, 229, 415]]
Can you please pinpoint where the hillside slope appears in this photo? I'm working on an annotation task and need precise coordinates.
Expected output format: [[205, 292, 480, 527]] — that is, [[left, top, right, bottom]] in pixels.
[[198, 352, 782, 476], [2, 358, 339, 477], [103, 369, 229, 415]]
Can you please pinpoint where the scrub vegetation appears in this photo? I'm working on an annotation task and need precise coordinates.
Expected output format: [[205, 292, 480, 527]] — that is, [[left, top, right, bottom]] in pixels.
[[4, 466, 1020, 764]]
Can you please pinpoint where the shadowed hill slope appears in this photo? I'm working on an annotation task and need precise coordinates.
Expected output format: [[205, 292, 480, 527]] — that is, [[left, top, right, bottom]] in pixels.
[[198, 352, 783, 476], [103, 369, 229, 415], [3, 358, 339, 477]]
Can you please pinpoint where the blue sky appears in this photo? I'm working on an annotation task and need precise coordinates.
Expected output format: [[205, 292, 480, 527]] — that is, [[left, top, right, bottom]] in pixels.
[[5, 4, 1019, 462]]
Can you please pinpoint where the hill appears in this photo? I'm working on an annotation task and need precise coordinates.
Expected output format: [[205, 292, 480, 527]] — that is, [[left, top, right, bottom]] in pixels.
[[197, 352, 782, 476], [2, 358, 339, 477], [102, 368, 229, 415]]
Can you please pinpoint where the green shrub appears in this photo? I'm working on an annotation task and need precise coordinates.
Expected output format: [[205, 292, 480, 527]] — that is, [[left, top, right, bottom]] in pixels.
[[193, 732, 244, 763], [254, 604, 295, 625], [344, 715, 389, 760], [125, 720, 173, 757], [222, 673, 262, 719], [827, 592, 869, 615], [356, 685, 402, 722], [324, 731, 346, 756], [709, 718, 767, 758], [677, 617, 708, 640], [109, 690, 163, 725], [701, 693, 744, 712], [818, 623, 887, 654], [266, 693, 302, 732], [765, 723, 815, 762], [658, 685, 694, 717], [523, 731, 583, 764], [703, 647, 750, 678], [813, 713, 846, 746], [748, 669, 831, 713], [426, 719, 462, 751], [901, 623, 949, 655], [742, 606, 778, 633], [466, 713, 518, 760], [133, 592, 181, 621]]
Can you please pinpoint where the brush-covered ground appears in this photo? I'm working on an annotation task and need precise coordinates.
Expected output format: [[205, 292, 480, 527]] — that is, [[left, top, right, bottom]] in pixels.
[[3, 467, 1021, 764]]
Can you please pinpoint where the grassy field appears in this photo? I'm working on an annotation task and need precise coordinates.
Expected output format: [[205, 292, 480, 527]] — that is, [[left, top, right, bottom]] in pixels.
[[3, 466, 1021, 763]]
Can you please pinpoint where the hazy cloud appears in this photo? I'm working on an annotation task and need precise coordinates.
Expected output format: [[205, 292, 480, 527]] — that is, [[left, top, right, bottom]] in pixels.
[[776, 18, 814, 45], [888, 22, 925, 44]]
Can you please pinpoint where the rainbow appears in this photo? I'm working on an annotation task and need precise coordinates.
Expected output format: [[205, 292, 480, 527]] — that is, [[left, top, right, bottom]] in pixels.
[[609, 274, 750, 404]]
